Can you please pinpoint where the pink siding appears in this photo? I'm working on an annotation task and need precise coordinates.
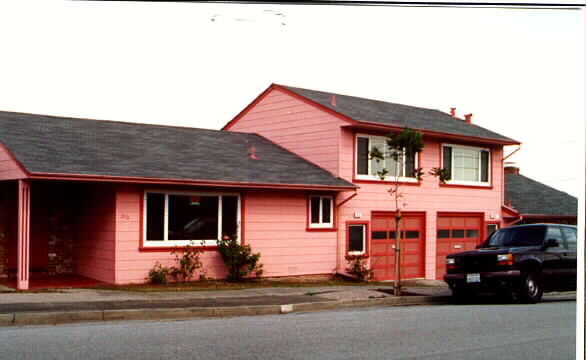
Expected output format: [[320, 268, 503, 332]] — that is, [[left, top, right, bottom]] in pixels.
[[337, 128, 505, 279], [228, 88, 346, 176], [113, 185, 227, 284], [76, 184, 116, 283], [244, 190, 337, 277], [0, 145, 27, 180]]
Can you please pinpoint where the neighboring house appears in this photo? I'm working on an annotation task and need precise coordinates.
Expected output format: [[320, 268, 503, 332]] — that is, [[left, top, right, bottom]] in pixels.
[[0, 111, 354, 289], [0, 83, 524, 289], [504, 166, 577, 225], [224, 84, 520, 280]]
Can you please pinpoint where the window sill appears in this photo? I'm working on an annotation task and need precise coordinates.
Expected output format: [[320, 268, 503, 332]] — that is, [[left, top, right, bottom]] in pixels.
[[352, 178, 421, 186], [439, 182, 493, 190], [139, 245, 220, 252], [346, 253, 368, 258], [306, 227, 337, 232]]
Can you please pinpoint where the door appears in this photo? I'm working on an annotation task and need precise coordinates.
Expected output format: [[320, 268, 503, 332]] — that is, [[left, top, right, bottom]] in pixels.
[[370, 213, 425, 281], [436, 214, 483, 280]]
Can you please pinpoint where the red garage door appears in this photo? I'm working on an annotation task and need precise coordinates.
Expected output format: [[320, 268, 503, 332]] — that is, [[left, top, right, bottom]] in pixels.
[[436, 214, 483, 280], [370, 213, 425, 281]]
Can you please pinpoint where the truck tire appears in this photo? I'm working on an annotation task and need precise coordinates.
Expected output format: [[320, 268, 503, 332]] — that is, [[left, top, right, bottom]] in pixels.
[[516, 272, 543, 303]]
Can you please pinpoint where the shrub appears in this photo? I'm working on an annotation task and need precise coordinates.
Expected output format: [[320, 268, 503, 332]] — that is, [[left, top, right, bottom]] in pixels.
[[217, 235, 263, 282], [345, 254, 373, 281], [169, 242, 207, 282], [148, 262, 170, 284]]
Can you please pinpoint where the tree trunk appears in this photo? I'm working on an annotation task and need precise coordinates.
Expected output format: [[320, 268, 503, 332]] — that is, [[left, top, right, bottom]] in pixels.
[[395, 210, 401, 296]]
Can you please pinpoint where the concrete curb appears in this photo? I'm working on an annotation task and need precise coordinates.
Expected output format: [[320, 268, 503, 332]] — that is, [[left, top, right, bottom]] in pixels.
[[0, 295, 450, 327]]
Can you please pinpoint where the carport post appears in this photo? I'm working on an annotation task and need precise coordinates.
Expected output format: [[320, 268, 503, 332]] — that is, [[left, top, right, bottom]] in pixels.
[[17, 179, 30, 290]]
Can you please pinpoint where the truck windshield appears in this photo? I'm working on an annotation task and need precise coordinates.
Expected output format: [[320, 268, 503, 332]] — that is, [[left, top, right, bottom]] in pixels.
[[485, 226, 546, 247]]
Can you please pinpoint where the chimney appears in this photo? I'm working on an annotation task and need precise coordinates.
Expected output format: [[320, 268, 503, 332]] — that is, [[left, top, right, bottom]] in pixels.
[[330, 95, 336, 107], [450, 107, 456, 118], [464, 113, 473, 123], [504, 166, 520, 175], [249, 145, 258, 160]]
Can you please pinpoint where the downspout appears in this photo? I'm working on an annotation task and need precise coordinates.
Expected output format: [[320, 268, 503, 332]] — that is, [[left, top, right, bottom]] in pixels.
[[501, 145, 521, 223], [335, 190, 358, 275]]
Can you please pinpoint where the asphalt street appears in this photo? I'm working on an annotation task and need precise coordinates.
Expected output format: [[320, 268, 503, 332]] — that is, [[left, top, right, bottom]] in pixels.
[[0, 299, 576, 360]]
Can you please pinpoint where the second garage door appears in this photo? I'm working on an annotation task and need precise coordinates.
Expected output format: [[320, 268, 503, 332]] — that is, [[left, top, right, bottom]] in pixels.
[[436, 213, 483, 280]]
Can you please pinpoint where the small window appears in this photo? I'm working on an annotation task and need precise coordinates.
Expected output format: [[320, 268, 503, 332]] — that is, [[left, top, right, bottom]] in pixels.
[[561, 227, 577, 250], [452, 229, 465, 238], [545, 226, 563, 248], [372, 231, 387, 240], [309, 195, 334, 229], [487, 223, 499, 236], [437, 229, 451, 238], [406, 231, 419, 239], [466, 229, 479, 238], [348, 224, 366, 255], [442, 144, 490, 186]]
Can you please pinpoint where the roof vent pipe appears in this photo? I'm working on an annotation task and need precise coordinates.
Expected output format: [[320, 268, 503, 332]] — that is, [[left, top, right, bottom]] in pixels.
[[464, 113, 473, 123], [450, 107, 456, 118], [330, 95, 336, 107]]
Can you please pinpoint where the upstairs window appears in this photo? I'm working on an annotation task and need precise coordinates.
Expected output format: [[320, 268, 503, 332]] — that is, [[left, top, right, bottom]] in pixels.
[[442, 144, 490, 186], [356, 134, 417, 181], [309, 195, 334, 229]]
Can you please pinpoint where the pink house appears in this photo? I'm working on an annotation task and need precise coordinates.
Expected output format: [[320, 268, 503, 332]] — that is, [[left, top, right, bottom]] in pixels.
[[224, 84, 520, 281], [0, 84, 520, 289]]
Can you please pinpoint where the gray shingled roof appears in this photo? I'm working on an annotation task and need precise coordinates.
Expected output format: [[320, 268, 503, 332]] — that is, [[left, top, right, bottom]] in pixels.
[[0, 111, 354, 189], [505, 173, 577, 217], [282, 85, 518, 144]]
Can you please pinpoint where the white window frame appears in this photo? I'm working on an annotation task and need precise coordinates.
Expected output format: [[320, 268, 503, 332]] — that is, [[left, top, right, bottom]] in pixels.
[[355, 134, 418, 183], [308, 195, 334, 229], [347, 224, 366, 255], [143, 190, 241, 247], [442, 143, 491, 187]]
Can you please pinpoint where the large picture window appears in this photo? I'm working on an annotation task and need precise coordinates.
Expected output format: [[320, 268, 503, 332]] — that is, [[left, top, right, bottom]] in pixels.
[[356, 134, 417, 181], [442, 144, 490, 186], [144, 191, 240, 247]]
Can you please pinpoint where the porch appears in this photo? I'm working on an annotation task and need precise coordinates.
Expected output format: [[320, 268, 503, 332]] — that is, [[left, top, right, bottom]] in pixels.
[[0, 180, 117, 290]]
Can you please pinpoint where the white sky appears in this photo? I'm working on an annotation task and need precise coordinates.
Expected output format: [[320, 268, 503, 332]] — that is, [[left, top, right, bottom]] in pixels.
[[0, 1, 583, 197]]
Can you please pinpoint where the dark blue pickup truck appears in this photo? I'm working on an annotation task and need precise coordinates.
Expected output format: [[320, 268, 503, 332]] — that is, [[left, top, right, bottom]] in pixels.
[[444, 224, 577, 303]]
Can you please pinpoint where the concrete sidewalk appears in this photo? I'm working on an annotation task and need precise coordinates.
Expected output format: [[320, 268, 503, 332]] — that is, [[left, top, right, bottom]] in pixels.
[[0, 282, 453, 326]]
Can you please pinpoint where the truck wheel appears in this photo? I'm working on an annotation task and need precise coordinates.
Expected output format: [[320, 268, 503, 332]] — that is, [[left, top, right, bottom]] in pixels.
[[516, 272, 543, 304]]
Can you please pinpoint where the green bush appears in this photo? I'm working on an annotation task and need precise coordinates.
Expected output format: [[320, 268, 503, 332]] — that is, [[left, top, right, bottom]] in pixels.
[[345, 254, 373, 281], [170, 243, 207, 282], [217, 235, 263, 282], [148, 262, 170, 284]]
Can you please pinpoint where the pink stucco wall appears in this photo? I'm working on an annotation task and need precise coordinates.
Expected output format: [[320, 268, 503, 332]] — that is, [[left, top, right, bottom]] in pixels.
[[76, 184, 117, 283], [227, 88, 345, 176], [0, 145, 27, 180]]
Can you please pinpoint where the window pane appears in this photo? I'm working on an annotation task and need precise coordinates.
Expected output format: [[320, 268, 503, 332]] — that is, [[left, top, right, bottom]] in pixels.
[[322, 197, 331, 224], [405, 151, 415, 178], [561, 227, 577, 250], [504, 226, 546, 247], [222, 196, 238, 240], [453, 148, 480, 182], [442, 146, 452, 180], [310, 197, 320, 224], [545, 227, 563, 247], [406, 230, 419, 239], [437, 229, 450, 238], [452, 229, 465, 238], [349, 225, 365, 253], [146, 193, 165, 241], [481, 150, 489, 182], [372, 231, 387, 240], [168, 195, 218, 240], [466, 230, 479, 238], [370, 138, 386, 177], [357, 137, 369, 175]]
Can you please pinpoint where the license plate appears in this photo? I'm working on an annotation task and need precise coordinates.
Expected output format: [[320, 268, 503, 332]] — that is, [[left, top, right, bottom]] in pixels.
[[466, 273, 481, 283]]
